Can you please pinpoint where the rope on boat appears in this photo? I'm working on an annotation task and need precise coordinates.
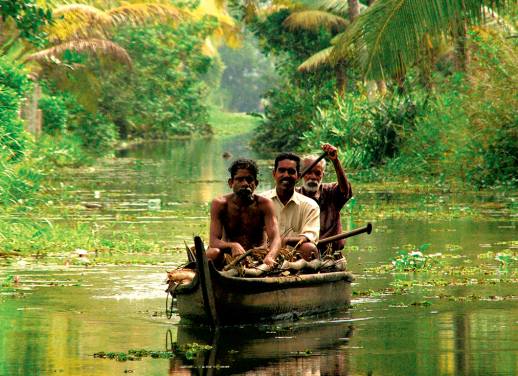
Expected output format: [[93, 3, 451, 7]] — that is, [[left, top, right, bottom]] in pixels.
[[165, 284, 179, 319], [165, 329, 174, 351]]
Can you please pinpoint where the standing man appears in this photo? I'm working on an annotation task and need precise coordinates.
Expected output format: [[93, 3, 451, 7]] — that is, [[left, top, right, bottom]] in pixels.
[[262, 152, 320, 260], [208, 159, 281, 267], [298, 143, 353, 253]]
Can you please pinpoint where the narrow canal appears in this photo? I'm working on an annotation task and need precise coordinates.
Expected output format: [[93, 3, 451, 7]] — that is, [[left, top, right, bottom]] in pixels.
[[1, 131, 516, 375]]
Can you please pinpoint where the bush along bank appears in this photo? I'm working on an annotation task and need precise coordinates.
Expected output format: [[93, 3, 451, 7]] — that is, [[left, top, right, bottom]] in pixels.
[[250, 9, 517, 189]]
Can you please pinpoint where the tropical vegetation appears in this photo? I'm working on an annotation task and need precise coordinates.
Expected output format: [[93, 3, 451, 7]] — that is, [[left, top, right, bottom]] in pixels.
[[1, 0, 226, 205], [247, 0, 517, 187], [0, 0, 517, 213]]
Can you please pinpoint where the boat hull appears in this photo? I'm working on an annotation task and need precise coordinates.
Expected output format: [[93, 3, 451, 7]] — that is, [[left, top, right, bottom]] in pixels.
[[173, 237, 353, 325]]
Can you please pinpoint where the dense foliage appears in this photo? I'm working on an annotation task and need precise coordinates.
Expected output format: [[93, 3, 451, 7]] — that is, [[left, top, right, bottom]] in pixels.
[[97, 20, 217, 138], [0, 0, 52, 45], [0, 58, 39, 205], [248, 6, 517, 188], [302, 30, 517, 187], [0, 58, 29, 160], [303, 89, 429, 169], [37, 17, 217, 143], [248, 9, 347, 151], [0, 0, 516, 213]]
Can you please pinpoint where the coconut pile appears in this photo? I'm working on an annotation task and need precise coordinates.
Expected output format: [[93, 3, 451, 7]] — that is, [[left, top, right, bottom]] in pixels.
[[166, 245, 347, 287]]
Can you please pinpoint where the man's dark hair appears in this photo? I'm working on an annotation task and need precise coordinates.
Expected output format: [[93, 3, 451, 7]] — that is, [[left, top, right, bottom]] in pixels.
[[228, 159, 259, 179], [274, 152, 300, 175]]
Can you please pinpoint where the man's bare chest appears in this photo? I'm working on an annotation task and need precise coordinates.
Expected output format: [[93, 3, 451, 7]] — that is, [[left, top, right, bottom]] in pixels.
[[222, 204, 264, 230]]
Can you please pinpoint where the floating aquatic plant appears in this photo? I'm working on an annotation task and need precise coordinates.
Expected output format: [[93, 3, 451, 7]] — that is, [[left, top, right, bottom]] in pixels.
[[93, 342, 213, 362], [1, 275, 13, 287], [494, 253, 518, 267], [391, 243, 439, 272]]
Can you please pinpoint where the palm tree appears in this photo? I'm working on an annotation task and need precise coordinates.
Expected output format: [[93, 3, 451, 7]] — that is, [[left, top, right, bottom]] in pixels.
[[7, 2, 187, 129], [22, 2, 184, 66], [284, 1, 363, 94], [329, 0, 514, 81]]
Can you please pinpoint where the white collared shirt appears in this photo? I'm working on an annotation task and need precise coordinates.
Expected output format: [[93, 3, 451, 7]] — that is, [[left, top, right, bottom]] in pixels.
[[261, 189, 320, 242]]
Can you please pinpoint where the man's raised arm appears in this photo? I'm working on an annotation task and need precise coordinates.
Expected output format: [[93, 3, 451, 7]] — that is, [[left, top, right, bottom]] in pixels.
[[322, 143, 352, 196]]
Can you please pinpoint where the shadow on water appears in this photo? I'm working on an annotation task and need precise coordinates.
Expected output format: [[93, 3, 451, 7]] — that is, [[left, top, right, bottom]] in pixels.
[[167, 319, 354, 375]]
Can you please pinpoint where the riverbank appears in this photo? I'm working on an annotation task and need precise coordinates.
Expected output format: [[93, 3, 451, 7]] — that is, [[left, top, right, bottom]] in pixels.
[[0, 111, 260, 263], [1, 109, 516, 264]]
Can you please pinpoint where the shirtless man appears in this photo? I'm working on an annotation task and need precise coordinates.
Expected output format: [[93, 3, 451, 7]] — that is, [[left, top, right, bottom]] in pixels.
[[207, 159, 281, 267]]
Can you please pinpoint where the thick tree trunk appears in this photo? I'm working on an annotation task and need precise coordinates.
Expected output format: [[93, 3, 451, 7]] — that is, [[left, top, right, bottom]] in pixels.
[[347, 0, 360, 21]]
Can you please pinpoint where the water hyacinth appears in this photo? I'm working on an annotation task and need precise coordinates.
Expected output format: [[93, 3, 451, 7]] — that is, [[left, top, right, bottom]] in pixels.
[[495, 253, 518, 267], [391, 244, 436, 271]]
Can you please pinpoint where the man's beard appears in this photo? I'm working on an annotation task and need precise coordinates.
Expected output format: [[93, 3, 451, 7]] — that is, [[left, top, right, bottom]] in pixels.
[[303, 180, 320, 193]]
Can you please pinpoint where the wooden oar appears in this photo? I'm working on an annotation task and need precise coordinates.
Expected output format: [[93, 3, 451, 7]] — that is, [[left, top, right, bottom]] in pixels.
[[299, 151, 327, 179], [317, 223, 373, 245]]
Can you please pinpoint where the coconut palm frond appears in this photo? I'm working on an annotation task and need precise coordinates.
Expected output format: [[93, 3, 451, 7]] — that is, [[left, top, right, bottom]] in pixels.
[[25, 39, 132, 67], [283, 10, 349, 31], [46, 4, 112, 42], [194, 0, 236, 27], [298, 46, 335, 71], [53, 4, 110, 21], [193, 0, 240, 47], [108, 3, 184, 26], [214, 0, 227, 10], [481, 6, 517, 34], [209, 22, 243, 49], [331, 0, 513, 80], [298, 0, 367, 15], [242, 0, 260, 21]]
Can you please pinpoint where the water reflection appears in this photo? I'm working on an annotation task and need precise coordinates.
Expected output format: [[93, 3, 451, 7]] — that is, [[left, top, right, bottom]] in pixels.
[[347, 305, 518, 376], [168, 320, 354, 375], [1, 133, 516, 375]]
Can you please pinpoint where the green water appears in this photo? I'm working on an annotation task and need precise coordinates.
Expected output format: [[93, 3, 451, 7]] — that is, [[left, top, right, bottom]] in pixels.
[[1, 134, 517, 375]]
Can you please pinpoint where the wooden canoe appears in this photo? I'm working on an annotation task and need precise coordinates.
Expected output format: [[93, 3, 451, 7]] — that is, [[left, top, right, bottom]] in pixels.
[[169, 236, 354, 326]]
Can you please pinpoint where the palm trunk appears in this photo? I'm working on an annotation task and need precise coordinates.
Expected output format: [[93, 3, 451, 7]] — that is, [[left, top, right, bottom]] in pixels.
[[376, 80, 387, 96], [335, 63, 347, 96], [453, 20, 470, 72], [333, 0, 359, 96], [366, 0, 388, 96]]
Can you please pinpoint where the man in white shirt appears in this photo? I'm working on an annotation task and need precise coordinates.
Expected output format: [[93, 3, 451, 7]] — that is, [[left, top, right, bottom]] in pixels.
[[262, 152, 320, 260]]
